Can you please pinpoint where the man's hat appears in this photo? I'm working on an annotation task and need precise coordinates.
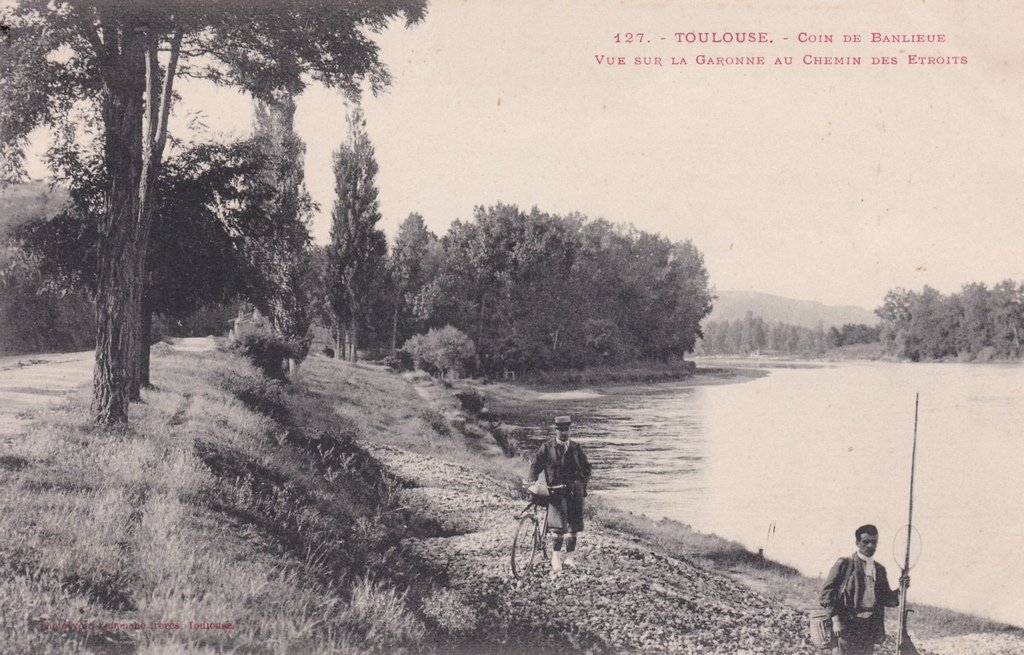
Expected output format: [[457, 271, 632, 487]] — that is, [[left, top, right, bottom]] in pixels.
[[554, 415, 572, 428]]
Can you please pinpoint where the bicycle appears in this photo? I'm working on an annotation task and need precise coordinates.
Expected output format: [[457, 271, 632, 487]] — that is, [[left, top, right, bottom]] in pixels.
[[510, 483, 565, 579]]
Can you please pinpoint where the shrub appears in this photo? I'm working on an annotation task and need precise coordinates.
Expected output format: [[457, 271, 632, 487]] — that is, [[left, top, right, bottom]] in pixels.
[[231, 329, 292, 380], [454, 389, 485, 413], [402, 326, 477, 379], [213, 368, 287, 420]]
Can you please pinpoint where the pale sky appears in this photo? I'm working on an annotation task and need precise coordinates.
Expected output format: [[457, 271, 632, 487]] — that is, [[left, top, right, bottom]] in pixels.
[[24, 0, 1024, 309]]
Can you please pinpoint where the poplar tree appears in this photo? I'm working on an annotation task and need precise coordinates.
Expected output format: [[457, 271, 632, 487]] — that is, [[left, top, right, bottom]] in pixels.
[[245, 94, 313, 372], [328, 107, 386, 362]]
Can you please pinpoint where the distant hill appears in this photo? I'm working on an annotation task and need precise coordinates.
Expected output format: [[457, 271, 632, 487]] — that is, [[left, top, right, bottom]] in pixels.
[[705, 290, 878, 329]]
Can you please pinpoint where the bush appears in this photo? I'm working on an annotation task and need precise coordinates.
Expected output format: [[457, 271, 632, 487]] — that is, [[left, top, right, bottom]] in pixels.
[[231, 329, 295, 380], [402, 326, 477, 379], [213, 368, 287, 419]]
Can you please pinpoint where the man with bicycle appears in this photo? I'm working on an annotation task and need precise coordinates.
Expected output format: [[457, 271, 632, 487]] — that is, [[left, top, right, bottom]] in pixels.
[[529, 415, 592, 576]]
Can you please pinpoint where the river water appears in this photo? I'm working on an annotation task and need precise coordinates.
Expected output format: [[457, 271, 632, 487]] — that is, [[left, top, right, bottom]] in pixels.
[[527, 361, 1024, 627]]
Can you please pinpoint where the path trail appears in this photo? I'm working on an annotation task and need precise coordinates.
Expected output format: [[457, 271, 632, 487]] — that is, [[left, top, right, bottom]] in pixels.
[[0, 337, 220, 439], [361, 440, 819, 654]]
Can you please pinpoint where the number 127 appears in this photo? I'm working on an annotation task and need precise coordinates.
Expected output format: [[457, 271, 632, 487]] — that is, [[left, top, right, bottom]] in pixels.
[[613, 33, 646, 43]]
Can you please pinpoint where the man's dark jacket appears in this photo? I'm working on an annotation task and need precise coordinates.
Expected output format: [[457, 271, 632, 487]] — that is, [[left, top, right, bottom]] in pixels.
[[820, 554, 900, 644], [530, 438, 592, 498]]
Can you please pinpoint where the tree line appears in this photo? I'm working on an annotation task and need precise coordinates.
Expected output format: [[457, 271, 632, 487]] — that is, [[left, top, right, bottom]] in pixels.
[[697, 311, 881, 356], [295, 106, 715, 377], [876, 282, 1024, 361], [332, 203, 715, 377]]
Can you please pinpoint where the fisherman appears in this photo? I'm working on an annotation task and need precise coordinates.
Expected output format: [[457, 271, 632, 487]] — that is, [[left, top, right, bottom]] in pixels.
[[820, 524, 910, 654], [529, 415, 592, 577]]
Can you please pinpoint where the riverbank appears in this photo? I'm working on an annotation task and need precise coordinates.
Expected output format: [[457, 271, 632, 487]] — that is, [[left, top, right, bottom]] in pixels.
[[0, 349, 1018, 653], [509, 360, 771, 389]]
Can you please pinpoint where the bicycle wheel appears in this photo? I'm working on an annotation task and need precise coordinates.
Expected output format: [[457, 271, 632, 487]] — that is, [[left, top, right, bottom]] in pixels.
[[511, 515, 540, 579]]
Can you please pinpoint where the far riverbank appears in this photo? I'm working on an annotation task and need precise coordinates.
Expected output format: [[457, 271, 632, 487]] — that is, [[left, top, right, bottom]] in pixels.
[[507, 360, 767, 391]]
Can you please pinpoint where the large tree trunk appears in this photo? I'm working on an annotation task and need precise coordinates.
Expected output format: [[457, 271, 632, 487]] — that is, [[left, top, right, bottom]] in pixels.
[[130, 35, 179, 401], [93, 25, 180, 422], [93, 32, 146, 425], [129, 232, 153, 401]]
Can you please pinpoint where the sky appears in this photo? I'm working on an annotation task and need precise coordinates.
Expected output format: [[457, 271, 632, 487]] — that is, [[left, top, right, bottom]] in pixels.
[[23, 0, 1024, 310]]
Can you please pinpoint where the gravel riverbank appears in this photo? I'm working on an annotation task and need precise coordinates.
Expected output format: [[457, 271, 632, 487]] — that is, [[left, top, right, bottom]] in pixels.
[[361, 440, 820, 654]]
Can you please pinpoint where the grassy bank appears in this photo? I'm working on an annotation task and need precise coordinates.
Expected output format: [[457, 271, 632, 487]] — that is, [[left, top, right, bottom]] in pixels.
[[0, 348, 481, 654]]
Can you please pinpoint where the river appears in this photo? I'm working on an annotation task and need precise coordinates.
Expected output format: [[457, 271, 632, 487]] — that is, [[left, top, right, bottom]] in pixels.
[[523, 361, 1024, 627]]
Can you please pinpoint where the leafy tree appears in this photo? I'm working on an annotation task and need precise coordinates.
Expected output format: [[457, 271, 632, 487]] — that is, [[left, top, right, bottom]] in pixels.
[[242, 95, 313, 371], [662, 240, 715, 356], [403, 325, 476, 379], [989, 279, 1023, 357], [388, 212, 440, 350], [954, 282, 992, 357], [1, 0, 427, 424], [906, 287, 959, 361], [876, 287, 915, 355], [327, 107, 387, 362], [0, 222, 95, 354]]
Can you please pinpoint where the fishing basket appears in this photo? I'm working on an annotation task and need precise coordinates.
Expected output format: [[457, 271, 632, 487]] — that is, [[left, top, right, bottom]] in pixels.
[[807, 609, 835, 649]]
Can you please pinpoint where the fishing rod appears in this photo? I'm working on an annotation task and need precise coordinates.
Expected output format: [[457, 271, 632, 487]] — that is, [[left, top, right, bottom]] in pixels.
[[896, 394, 920, 655]]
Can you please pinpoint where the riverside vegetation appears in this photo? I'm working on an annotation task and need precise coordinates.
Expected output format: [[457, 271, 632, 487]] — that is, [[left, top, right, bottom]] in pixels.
[[1, 346, 1019, 654]]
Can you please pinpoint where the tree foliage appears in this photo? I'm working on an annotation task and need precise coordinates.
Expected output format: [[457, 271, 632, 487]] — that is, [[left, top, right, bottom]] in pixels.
[[387, 212, 441, 350], [697, 313, 838, 357], [403, 325, 476, 378], [396, 204, 714, 376], [876, 282, 1024, 361], [327, 107, 387, 361], [241, 95, 313, 359]]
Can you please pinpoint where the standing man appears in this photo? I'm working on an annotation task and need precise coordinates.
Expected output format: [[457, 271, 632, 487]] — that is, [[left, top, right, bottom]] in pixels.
[[821, 524, 909, 654], [530, 415, 592, 577]]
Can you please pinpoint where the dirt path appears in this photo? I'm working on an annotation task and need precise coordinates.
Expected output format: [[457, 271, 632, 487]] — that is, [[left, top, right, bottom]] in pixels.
[[0, 337, 221, 439], [0, 350, 93, 439]]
